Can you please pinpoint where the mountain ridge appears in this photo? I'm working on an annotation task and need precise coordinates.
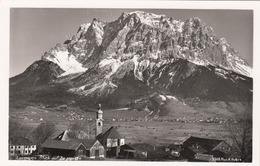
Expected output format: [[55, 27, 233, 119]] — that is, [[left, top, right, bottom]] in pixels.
[[40, 11, 252, 78], [10, 11, 253, 112]]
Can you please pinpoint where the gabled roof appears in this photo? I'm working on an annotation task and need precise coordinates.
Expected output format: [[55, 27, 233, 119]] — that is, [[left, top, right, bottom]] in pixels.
[[183, 136, 224, 151], [54, 130, 70, 141], [41, 139, 97, 150], [54, 129, 89, 141], [41, 139, 83, 150], [99, 126, 122, 140], [80, 139, 97, 148]]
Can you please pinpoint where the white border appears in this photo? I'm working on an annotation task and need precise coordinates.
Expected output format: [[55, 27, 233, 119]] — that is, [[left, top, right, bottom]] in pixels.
[[0, 0, 259, 166]]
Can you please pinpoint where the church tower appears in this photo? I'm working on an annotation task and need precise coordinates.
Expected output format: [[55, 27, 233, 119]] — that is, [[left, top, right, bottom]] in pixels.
[[96, 104, 103, 137]]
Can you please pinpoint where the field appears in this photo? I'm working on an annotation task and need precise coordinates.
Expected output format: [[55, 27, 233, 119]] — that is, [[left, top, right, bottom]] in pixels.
[[9, 104, 233, 146]]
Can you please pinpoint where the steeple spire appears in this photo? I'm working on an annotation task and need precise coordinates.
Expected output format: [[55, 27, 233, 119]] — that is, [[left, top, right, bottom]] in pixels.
[[96, 103, 103, 137]]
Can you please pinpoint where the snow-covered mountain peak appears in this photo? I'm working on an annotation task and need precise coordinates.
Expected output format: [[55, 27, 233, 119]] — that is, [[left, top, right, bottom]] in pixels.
[[125, 11, 167, 27], [129, 11, 166, 19], [77, 23, 91, 33], [40, 11, 252, 78]]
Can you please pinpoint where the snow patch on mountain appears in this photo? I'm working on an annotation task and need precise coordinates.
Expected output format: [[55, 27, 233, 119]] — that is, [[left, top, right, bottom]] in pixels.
[[166, 95, 179, 101], [233, 61, 252, 77], [91, 21, 104, 45], [99, 58, 123, 78], [70, 79, 117, 97], [188, 58, 209, 66], [132, 55, 144, 81], [43, 50, 88, 76], [128, 11, 164, 28]]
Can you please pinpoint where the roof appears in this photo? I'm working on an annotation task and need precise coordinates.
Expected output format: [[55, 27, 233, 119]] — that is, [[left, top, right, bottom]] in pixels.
[[54, 129, 89, 141], [41, 139, 97, 150], [172, 136, 190, 145], [54, 130, 70, 141], [100, 126, 122, 140], [183, 136, 224, 151], [79, 139, 97, 148]]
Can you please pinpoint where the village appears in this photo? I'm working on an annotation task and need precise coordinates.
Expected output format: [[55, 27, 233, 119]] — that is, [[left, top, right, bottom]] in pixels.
[[8, 103, 244, 162]]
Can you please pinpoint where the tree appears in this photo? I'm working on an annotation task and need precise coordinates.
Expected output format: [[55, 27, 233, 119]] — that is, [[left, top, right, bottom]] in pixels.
[[68, 120, 95, 139], [31, 121, 55, 153], [226, 113, 252, 162], [9, 119, 31, 144], [9, 119, 32, 159], [68, 122, 82, 139]]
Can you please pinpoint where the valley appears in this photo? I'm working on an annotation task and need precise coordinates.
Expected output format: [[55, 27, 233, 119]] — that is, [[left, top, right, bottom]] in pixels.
[[9, 102, 243, 147]]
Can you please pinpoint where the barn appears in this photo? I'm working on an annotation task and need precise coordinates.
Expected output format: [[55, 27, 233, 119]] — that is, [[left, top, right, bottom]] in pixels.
[[41, 138, 105, 158]]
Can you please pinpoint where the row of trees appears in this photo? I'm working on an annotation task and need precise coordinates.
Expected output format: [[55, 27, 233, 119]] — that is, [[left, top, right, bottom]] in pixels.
[[9, 119, 95, 148], [9, 119, 56, 153]]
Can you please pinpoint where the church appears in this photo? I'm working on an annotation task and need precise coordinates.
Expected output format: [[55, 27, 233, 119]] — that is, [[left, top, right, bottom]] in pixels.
[[41, 104, 125, 158], [95, 104, 126, 157]]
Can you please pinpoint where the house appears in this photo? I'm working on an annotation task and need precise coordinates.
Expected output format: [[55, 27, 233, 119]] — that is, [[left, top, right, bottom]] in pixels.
[[9, 144, 37, 157], [180, 136, 232, 161], [9, 134, 37, 158], [41, 138, 105, 158]]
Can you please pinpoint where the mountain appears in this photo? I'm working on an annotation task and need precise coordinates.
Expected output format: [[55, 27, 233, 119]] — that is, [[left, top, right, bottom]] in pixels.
[[10, 11, 253, 115]]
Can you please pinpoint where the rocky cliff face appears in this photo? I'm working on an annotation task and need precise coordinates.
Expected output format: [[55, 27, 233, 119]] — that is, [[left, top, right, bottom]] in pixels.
[[10, 11, 253, 109]]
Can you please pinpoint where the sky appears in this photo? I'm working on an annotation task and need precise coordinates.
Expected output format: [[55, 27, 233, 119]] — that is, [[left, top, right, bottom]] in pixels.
[[10, 8, 253, 77]]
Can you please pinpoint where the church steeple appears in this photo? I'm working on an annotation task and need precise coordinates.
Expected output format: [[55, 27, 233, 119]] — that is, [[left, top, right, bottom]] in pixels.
[[96, 104, 103, 137]]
